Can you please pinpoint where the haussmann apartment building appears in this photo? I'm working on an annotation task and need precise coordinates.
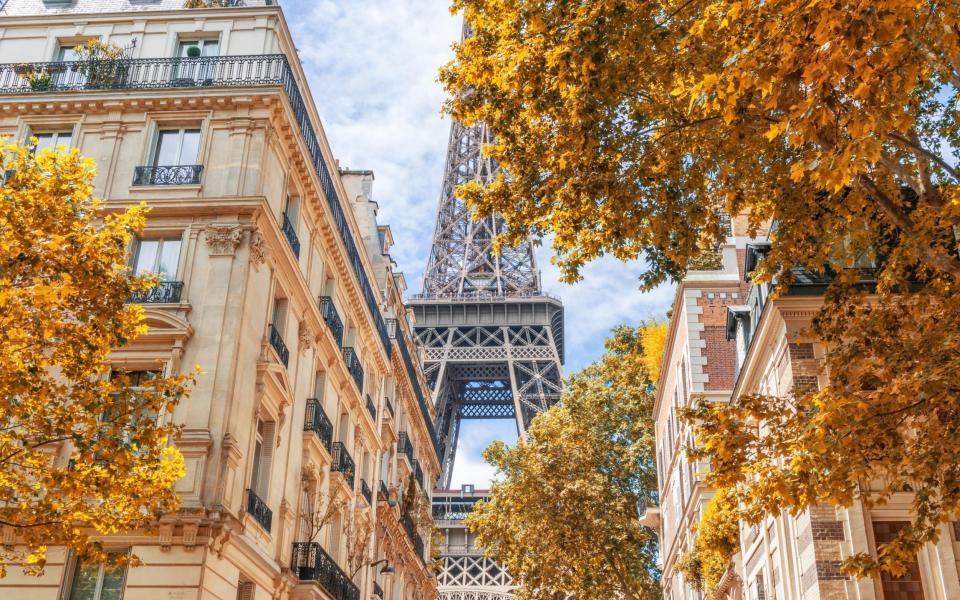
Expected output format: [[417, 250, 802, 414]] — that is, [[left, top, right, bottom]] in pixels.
[[653, 215, 960, 600], [0, 1, 441, 599]]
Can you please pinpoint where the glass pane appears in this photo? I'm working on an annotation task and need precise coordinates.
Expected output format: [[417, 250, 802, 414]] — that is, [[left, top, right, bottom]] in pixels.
[[99, 558, 127, 600], [154, 130, 181, 166], [177, 41, 199, 58], [157, 240, 181, 281], [201, 40, 219, 57], [285, 196, 300, 225], [33, 133, 56, 153], [133, 240, 159, 275], [58, 46, 80, 62], [67, 560, 99, 600], [250, 439, 263, 493], [178, 130, 201, 165]]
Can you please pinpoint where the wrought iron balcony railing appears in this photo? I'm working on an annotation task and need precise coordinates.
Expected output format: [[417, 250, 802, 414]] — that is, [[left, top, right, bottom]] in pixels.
[[412, 459, 424, 491], [342, 347, 363, 394], [397, 432, 414, 464], [246, 489, 272, 533], [128, 280, 183, 304], [319, 296, 344, 347], [0, 53, 393, 360], [281, 212, 300, 258], [378, 480, 389, 502], [268, 323, 289, 367], [304, 398, 333, 453], [402, 513, 425, 562], [365, 394, 377, 423], [291, 542, 359, 600], [132, 164, 202, 186], [395, 329, 440, 460], [384, 397, 394, 419], [360, 479, 372, 506], [331, 442, 355, 490]]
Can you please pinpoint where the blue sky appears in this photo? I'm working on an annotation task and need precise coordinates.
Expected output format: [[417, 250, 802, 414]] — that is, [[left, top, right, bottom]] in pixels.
[[284, 0, 675, 486]]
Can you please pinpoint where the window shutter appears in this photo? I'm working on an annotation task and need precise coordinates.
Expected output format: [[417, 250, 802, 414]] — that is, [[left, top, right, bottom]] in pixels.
[[236, 581, 254, 600], [256, 421, 276, 498]]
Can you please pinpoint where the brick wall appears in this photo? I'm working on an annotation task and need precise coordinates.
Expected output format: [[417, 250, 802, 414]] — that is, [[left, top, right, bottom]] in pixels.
[[697, 292, 740, 391]]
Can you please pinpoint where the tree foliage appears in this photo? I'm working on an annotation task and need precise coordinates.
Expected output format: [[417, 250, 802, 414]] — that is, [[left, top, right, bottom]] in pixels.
[[465, 325, 662, 600], [674, 488, 741, 596], [0, 140, 192, 576], [443, 0, 960, 576]]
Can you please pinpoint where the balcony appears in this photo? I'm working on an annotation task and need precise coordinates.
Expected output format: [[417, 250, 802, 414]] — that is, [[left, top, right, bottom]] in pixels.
[[402, 513, 425, 562], [0, 53, 393, 359], [281, 212, 301, 258], [268, 323, 289, 367], [395, 329, 441, 460], [359, 479, 372, 506], [128, 280, 183, 304], [365, 394, 377, 423], [412, 459, 424, 491], [319, 296, 344, 348], [378, 480, 390, 502], [246, 489, 272, 533], [384, 397, 394, 419], [291, 542, 360, 600], [397, 432, 414, 465], [342, 347, 363, 394], [304, 398, 333, 454], [132, 164, 202, 186], [331, 442, 355, 490]]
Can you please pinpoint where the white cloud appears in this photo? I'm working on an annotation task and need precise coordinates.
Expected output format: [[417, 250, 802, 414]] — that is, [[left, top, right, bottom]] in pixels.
[[285, 0, 676, 484]]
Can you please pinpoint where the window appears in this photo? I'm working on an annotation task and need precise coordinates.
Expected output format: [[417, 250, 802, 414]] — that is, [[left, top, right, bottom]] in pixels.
[[176, 39, 219, 58], [32, 130, 73, 153], [272, 297, 288, 332], [132, 238, 181, 281], [284, 195, 301, 226], [57, 44, 81, 62], [250, 418, 275, 498], [152, 128, 201, 166], [67, 550, 129, 600]]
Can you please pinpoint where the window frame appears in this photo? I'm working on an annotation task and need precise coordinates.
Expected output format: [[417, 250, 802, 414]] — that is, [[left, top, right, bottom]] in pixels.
[[131, 236, 183, 281], [150, 127, 202, 167], [63, 548, 130, 600]]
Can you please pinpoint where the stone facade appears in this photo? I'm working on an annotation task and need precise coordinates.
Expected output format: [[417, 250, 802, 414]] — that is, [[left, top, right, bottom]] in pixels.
[[0, 2, 440, 599], [655, 217, 960, 600]]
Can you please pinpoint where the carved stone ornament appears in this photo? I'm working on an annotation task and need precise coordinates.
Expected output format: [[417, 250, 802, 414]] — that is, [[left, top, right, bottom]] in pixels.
[[183, 522, 199, 550], [204, 223, 243, 256], [158, 523, 174, 550], [298, 321, 315, 353], [249, 229, 267, 268]]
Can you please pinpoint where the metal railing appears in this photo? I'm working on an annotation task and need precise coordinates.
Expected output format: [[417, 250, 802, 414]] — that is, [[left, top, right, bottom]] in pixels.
[[378, 480, 389, 502], [128, 280, 183, 303], [304, 398, 333, 453], [412, 459, 424, 491], [342, 347, 363, 394], [397, 432, 414, 464], [291, 542, 359, 600], [132, 164, 202, 186], [360, 479, 372, 506], [395, 330, 441, 460], [268, 323, 289, 367], [0, 53, 392, 361], [365, 394, 377, 422], [402, 513, 425, 562], [319, 296, 344, 347], [409, 290, 562, 302], [246, 489, 272, 533], [331, 442, 355, 489], [281, 212, 300, 258], [384, 397, 394, 419]]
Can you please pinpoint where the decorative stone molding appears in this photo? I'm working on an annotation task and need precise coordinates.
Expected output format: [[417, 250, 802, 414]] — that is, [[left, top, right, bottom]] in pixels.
[[158, 523, 174, 550], [298, 320, 315, 354], [183, 522, 199, 550], [204, 223, 243, 256], [1, 525, 14, 548], [249, 228, 267, 269]]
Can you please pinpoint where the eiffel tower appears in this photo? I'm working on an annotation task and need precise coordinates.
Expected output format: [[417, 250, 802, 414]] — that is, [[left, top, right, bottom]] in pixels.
[[407, 26, 565, 599]]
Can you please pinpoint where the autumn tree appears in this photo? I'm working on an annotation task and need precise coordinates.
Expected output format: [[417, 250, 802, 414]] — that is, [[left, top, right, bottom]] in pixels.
[[466, 324, 663, 600], [0, 139, 192, 576], [442, 0, 960, 576]]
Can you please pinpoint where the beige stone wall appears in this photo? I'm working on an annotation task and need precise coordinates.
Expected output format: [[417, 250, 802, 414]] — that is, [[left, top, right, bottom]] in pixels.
[[0, 4, 438, 600]]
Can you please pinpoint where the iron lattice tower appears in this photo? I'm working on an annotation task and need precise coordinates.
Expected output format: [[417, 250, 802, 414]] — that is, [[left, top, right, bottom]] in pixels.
[[409, 27, 565, 597]]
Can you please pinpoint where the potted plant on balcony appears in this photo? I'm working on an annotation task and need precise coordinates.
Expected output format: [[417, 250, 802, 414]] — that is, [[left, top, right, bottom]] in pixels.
[[72, 39, 127, 88], [23, 69, 53, 91]]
